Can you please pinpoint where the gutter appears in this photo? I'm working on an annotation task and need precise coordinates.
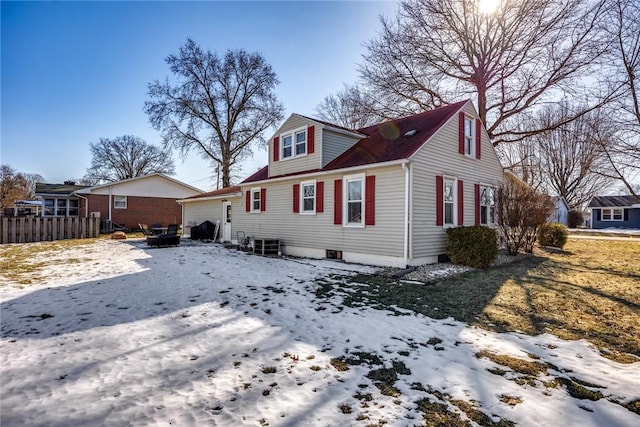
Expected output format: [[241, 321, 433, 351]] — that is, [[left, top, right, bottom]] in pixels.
[[177, 192, 243, 204]]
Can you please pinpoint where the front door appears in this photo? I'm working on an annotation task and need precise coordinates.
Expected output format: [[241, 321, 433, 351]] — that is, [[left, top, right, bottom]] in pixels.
[[222, 202, 232, 242]]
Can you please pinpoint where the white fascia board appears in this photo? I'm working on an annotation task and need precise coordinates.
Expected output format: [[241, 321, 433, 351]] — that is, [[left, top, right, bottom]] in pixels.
[[79, 173, 203, 194], [177, 192, 242, 204]]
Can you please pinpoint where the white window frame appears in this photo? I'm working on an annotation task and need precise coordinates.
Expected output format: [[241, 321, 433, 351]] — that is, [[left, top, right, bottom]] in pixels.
[[43, 198, 79, 217], [114, 195, 127, 209], [280, 126, 307, 160], [480, 185, 496, 226], [43, 198, 55, 216], [443, 177, 457, 227], [250, 187, 261, 213], [464, 116, 475, 157], [300, 180, 316, 214], [343, 173, 365, 228], [602, 208, 623, 221], [68, 199, 79, 217]]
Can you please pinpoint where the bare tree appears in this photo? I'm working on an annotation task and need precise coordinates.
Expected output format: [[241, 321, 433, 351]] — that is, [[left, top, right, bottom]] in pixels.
[[315, 84, 380, 129], [533, 107, 614, 208], [145, 39, 284, 188], [357, 0, 609, 145], [501, 104, 615, 209], [497, 173, 555, 255], [1, 165, 43, 208], [495, 137, 545, 191], [83, 135, 175, 184], [597, 0, 640, 195]]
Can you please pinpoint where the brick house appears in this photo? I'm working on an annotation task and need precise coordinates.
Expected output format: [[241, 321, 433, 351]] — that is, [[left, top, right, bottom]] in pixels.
[[36, 174, 202, 230]]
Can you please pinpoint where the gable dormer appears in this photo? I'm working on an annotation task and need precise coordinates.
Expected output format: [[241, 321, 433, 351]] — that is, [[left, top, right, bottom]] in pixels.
[[268, 114, 364, 178]]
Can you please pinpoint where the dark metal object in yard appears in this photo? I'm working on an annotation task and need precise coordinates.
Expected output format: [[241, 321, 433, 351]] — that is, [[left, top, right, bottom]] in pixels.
[[146, 224, 180, 247], [190, 220, 216, 240], [237, 231, 252, 252]]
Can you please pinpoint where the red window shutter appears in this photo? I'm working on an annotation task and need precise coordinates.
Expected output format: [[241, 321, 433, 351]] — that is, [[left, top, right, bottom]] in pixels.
[[307, 125, 315, 154], [365, 175, 376, 226], [273, 137, 279, 162], [458, 112, 465, 154], [474, 184, 481, 225], [334, 179, 342, 225], [458, 180, 464, 225], [475, 120, 481, 159], [245, 190, 250, 212], [436, 176, 444, 226], [317, 181, 324, 213], [261, 188, 266, 212], [293, 184, 300, 213]]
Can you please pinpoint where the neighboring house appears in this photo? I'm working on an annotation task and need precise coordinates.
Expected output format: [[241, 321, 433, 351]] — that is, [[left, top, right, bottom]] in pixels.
[[35, 182, 91, 217], [75, 174, 202, 229], [36, 174, 202, 230], [588, 195, 640, 229], [181, 100, 504, 267], [549, 196, 570, 226]]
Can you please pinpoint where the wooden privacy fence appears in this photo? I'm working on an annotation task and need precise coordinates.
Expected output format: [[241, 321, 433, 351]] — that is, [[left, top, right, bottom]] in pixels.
[[0, 217, 101, 244]]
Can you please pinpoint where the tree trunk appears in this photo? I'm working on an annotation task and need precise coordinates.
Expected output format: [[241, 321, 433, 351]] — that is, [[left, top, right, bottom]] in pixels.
[[221, 161, 231, 188]]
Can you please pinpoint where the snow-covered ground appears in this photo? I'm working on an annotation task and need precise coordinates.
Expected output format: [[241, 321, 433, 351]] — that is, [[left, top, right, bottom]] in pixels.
[[1, 239, 638, 426], [570, 227, 640, 235]]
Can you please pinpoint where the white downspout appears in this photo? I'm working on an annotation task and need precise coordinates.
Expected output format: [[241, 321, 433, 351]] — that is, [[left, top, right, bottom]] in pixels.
[[73, 192, 89, 218], [402, 162, 410, 267], [108, 185, 112, 223], [179, 201, 185, 236]]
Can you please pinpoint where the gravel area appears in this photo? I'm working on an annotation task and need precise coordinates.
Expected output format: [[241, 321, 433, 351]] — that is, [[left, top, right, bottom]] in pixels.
[[381, 250, 532, 284]]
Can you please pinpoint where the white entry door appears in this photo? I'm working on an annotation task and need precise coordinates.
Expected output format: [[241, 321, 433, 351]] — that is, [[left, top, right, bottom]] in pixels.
[[222, 202, 232, 242]]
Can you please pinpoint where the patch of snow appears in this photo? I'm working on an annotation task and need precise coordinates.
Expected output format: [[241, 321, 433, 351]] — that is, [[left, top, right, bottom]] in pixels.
[[1, 239, 638, 426], [570, 228, 640, 235]]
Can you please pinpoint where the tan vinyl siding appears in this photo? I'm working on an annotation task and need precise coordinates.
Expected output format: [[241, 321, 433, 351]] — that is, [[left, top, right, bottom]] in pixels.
[[410, 102, 504, 260], [183, 199, 225, 232], [322, 129, 360, 167], [236, 165, 406, 258], [269, 115, 321, 177]]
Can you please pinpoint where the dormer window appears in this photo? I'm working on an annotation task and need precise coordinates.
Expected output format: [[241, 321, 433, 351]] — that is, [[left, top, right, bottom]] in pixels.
[[282, 134, 293, 158], [281, 127, 307, 159], [295, 130, 307, 155], [459, 112, 481, 159], [464, 116, 474, 156]]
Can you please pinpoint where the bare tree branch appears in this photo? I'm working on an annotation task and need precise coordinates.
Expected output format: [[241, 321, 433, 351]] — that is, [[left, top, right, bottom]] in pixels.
[[83, 136, 175, 184], [144, 39, 284, 188], [353, 0, 609, 145]]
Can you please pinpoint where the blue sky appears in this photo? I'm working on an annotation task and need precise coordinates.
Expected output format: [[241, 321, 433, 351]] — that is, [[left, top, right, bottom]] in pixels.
[[1, 0, 398, 191]]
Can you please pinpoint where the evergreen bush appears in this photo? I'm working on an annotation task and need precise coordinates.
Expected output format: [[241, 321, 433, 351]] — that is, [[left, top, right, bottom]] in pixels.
[[446, 226, 498, 268], [538, 222, 569, 249]]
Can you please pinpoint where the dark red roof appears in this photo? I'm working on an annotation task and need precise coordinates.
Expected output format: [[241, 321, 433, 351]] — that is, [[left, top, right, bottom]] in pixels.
[[242, 101, 468, 184], [325, 101, 466, 170], [242, 166, 269, 184], [242, 166, 326, 184], [183, 185, 241, 200]]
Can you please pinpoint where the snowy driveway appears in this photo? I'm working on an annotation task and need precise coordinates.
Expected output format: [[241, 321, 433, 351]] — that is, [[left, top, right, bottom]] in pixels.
[[1, 239, 638, 426]]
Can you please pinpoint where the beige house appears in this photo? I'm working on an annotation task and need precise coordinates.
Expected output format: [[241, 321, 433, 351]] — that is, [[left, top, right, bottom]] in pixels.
[[180, 100, 504, 267]]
